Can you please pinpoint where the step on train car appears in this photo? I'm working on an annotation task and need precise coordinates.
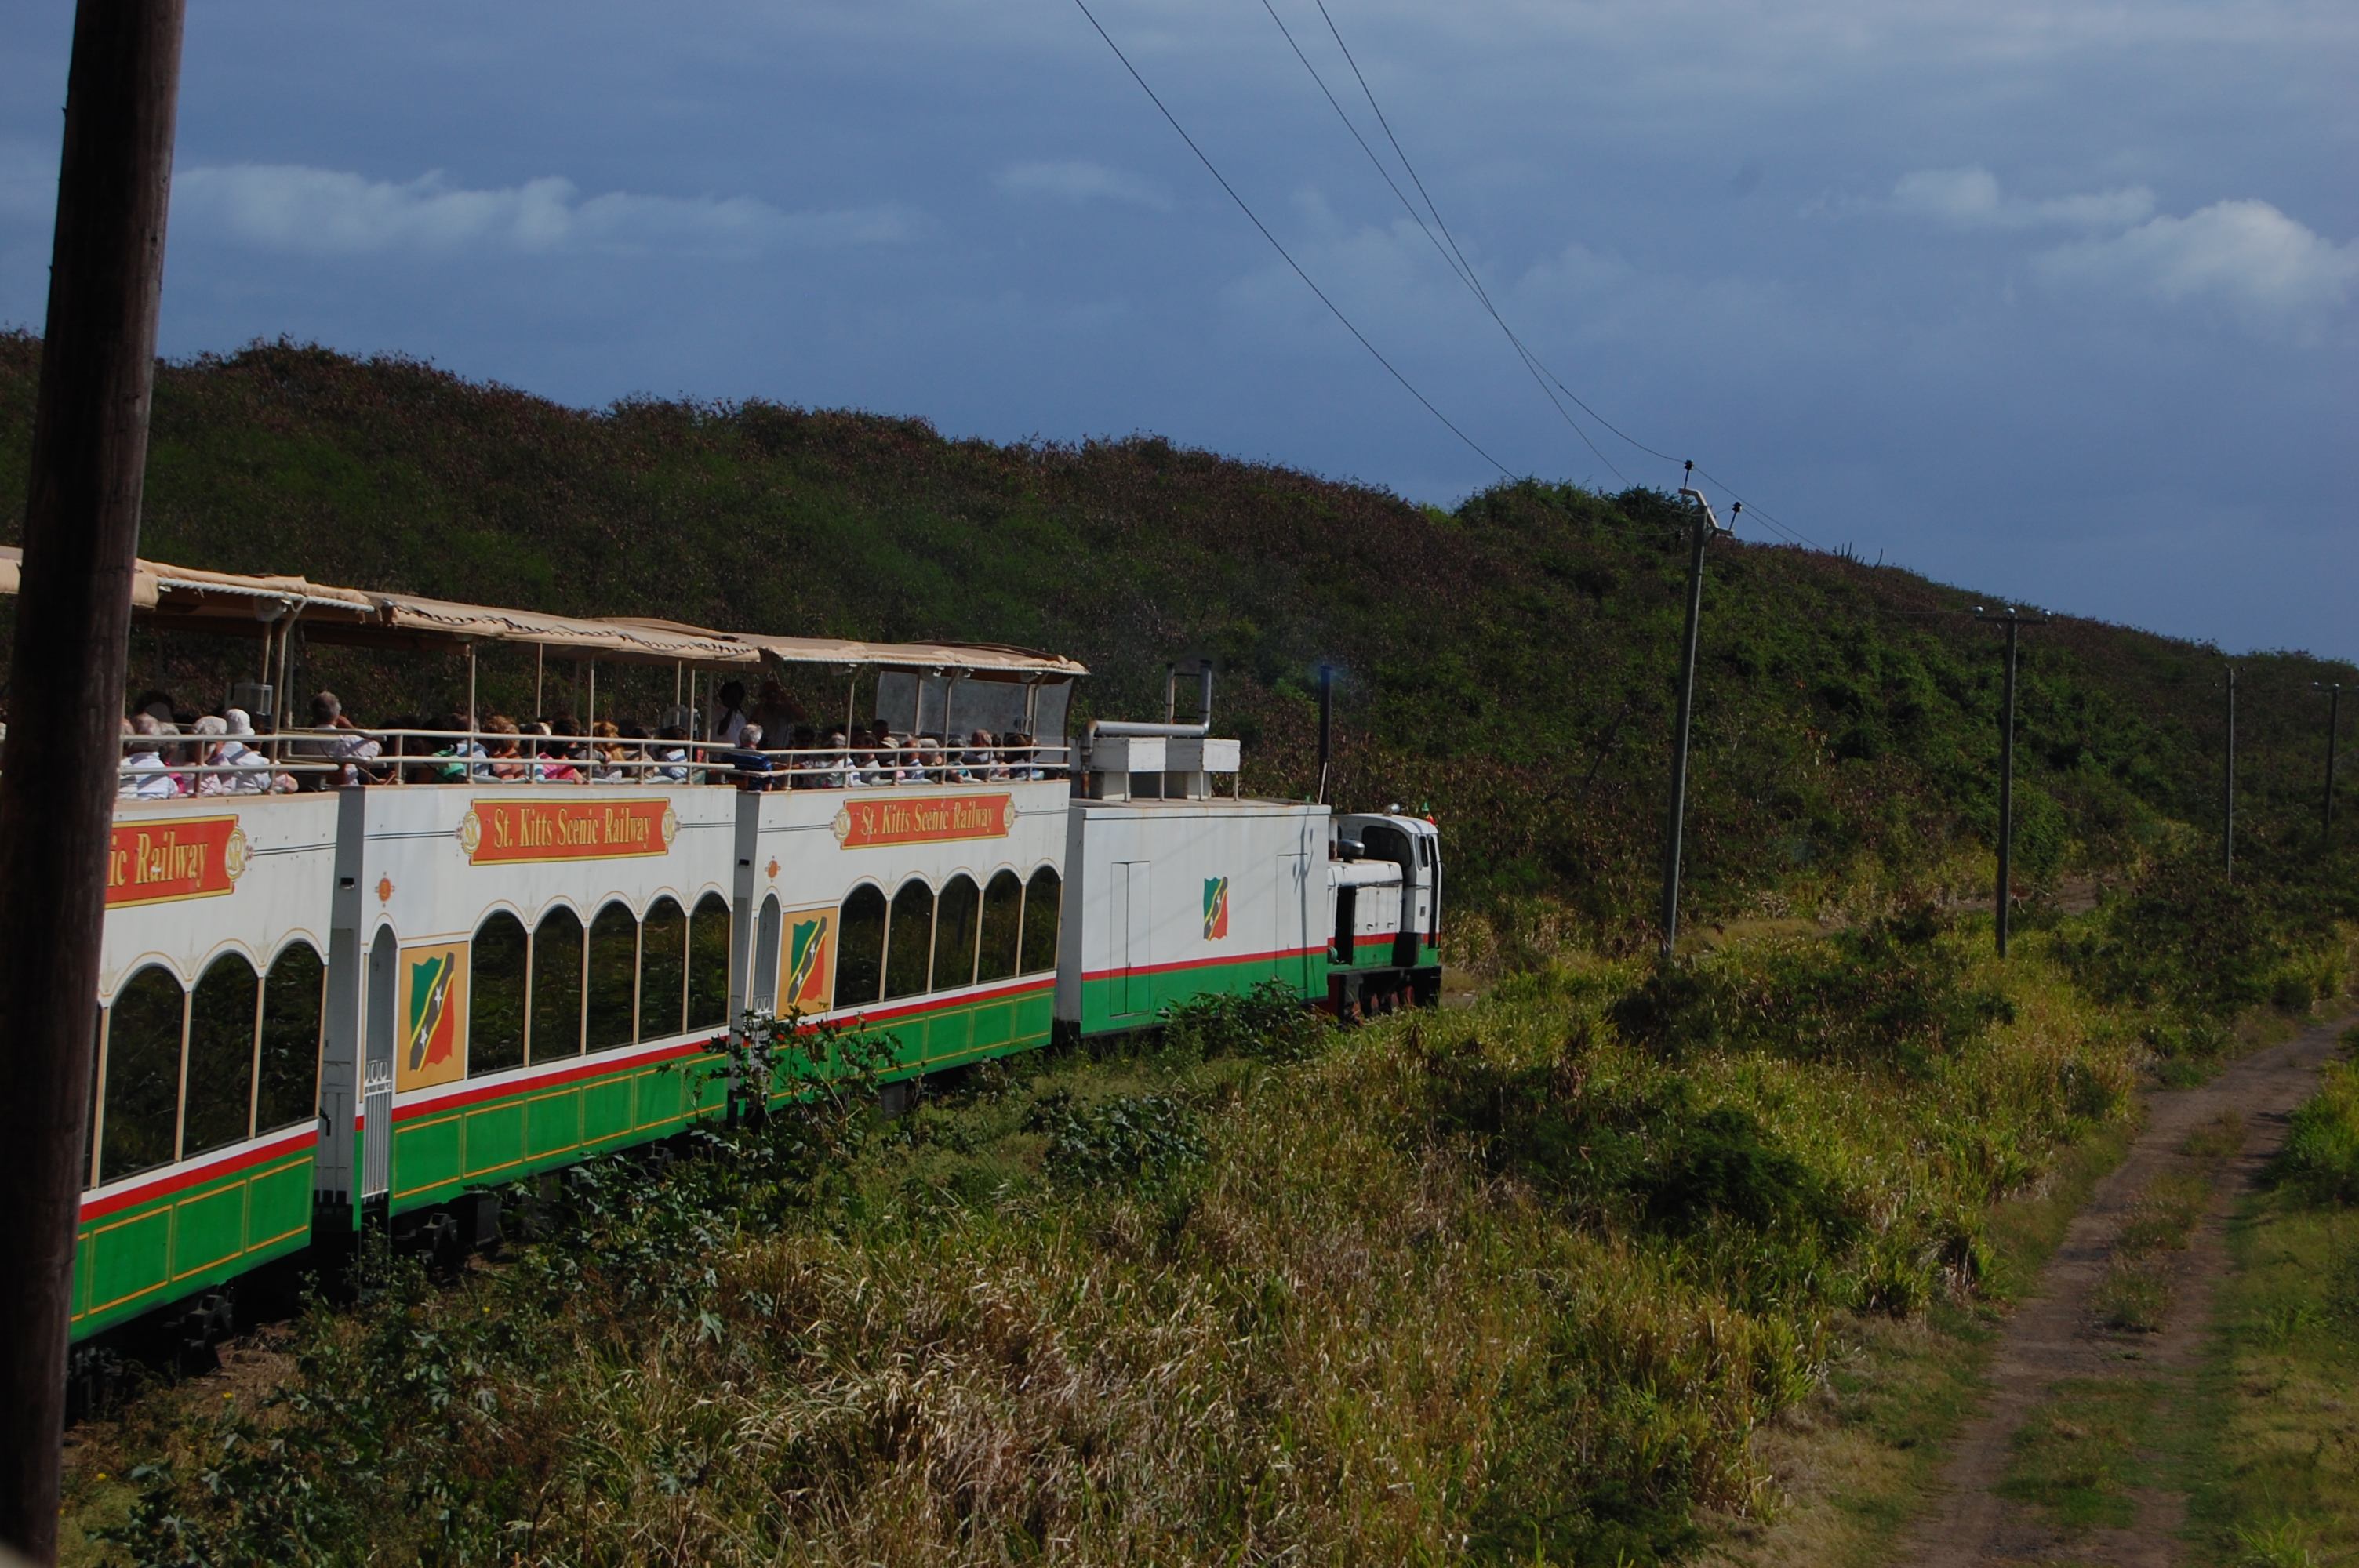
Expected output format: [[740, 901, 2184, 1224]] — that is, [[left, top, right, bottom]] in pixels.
[[16, 552, 1442, 1367]]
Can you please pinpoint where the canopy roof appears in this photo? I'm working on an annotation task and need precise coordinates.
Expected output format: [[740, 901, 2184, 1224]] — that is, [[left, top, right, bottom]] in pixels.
[[0, 547, 1085, 677]]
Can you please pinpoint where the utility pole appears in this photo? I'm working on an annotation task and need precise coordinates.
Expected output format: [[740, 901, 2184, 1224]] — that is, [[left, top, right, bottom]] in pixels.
[[2316, 681, 2343, 836], [1658, 466, 1734, 965], [1976, 607, 2048, 958], [0, 2, 187, 1560], [1314, 664, 1333, 805], [2223, 663, 2237, 881]]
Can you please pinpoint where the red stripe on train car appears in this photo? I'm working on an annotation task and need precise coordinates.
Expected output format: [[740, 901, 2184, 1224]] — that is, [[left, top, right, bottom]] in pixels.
[[78, 1126, 319, 1222]]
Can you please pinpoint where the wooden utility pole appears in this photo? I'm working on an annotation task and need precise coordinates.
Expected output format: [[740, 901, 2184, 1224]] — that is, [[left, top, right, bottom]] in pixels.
[[1657, 470, 1732, 964], [1976, 607, 2048, 957], [2314, 681, 2340, 836], [0, 2, 186, 1559], [2223, 663, 2237, 881]]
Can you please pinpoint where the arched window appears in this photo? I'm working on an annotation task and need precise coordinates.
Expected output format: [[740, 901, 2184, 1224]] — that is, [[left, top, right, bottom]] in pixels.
[[884, 878, 935, 1000], [976, 869, 1023, 985], [1020, 867, 1062, 975], [932, 874, 980, 993], [257, 943, 324, 1132], [529, 906, 585, 1062], [586, 902, 640, 1051], [640, 897, 687, 1040], [101, 966, 184, 1183], [184, 953, 260, 1156], [686, 892, 732, 1031], [836, 884, 887, 1009], [467, 915, 527, 1076]]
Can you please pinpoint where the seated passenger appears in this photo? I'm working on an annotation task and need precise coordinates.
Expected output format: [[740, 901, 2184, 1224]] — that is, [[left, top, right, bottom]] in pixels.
[[289, 691, 380, 789], [751, 680, 803, 751], [727, 723, 773, 791], [652, 724, 690, 783], [432, 711, 489, 782], [616, 721, 652, 782], [787, 724, 817, 789], [820, 730, 852, 789], [969, 728, 1005, 781], [590, 720, 629, 782], [211, 710, 274, 794], [483, 716, 526, 780], [118, 714, 179, 799], [534, 718, 583, 784]]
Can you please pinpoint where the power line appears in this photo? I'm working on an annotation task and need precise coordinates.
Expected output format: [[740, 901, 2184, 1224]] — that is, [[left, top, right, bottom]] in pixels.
[[1284, 0, 1828, 553], [1070, 0, 1513, 479], [1258, 0, 1623, 485]]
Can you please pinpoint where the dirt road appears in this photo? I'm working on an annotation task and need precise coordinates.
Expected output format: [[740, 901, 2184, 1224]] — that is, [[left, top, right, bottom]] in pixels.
[[1899, 1011, 2353, 1567]]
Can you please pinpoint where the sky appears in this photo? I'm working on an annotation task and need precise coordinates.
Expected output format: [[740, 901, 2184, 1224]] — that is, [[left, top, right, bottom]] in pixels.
[[2, 0, 2353, 662]]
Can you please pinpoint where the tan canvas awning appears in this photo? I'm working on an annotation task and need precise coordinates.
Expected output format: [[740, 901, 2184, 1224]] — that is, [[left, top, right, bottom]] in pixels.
[[0, 548, 1087, 677], [727, 631, 1085, 681]]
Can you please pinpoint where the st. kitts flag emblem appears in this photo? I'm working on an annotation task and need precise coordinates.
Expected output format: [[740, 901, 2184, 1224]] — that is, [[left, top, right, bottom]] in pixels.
[[406, 951, 458, 1073], [785, 914, 831, 1007], [1202, 876, 1230, 941]]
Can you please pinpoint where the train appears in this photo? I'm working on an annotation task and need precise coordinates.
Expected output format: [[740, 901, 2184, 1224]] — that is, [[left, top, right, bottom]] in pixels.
[[21, 549, 1444, 1367]]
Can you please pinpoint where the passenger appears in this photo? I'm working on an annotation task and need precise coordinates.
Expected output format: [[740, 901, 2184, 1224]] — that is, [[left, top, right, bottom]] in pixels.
[[845, 739, 879, 788], [785, 724, 816, 788], [617, 721, 652, 783], [711, 681, 749, 747], [536, 718, 584, 784], [590, 720, 629, 782], [213, 710, 273, 794], [483, 716, 526, 781], [820, 730, 852, 789], [652, 724, 690, 784], [432, 712, 489, 783], [750, 680, 802, 750], [118, 714, 179, 799], [727, 723, 772, 791], [290, 691, 379, 789], [129, 689, 176, 726], [969, 728, 1005, 781]]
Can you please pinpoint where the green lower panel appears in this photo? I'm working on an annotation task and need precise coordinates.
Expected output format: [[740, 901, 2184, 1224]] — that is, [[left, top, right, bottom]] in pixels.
[[1077, 954, 1319, 1036], [73, 1153, 318, 1341], [171, 1183, 249, 1280], [465, 1101, 526, 1179], [583, 1076, 633, 1145], [394, 1115, 463, 1201], [526, 1090, 582, 1157], [637, 1062, 684, 1127], [388, 1051, 728, 1220], [87, 1208, 171, 1323]]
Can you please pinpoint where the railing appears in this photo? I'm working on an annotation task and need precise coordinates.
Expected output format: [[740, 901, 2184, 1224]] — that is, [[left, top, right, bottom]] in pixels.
[[109, 727, 1074, 797]]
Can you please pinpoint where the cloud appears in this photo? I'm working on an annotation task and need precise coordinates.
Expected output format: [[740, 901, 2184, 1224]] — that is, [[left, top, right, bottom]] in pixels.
[[1886, 166, 2154, 231], [2037, 198, 2357, 341], [993, 160, 1168, 209], [169, 165, 925, 259]]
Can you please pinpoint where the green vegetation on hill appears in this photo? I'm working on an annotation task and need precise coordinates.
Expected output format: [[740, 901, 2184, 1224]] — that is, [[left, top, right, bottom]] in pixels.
[[1, 332, 2351, 964]]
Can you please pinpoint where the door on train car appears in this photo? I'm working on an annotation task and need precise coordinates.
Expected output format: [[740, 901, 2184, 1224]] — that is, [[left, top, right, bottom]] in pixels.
[[1110, 861, 1152, 1020], [1274, 851, 1311, 997], [1360, 822, 1421, 968], [362, 928, 396, 1202]]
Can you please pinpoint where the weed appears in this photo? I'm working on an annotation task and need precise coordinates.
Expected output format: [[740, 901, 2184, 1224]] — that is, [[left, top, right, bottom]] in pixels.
[[2091, 1264, 2173, 1332], [2115, 1170, 2212, 1259], [2184, 1110, 2248, 1160], [2272, 1058, 2359, 1207], [2232, 1517, 2321, 1568]]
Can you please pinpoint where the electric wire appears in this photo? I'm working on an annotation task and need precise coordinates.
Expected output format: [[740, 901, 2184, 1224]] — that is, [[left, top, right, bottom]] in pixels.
[[1070, 0, 1513, 479], [1254, 0, 1627, 485], [1293, 0, 1826, 552]]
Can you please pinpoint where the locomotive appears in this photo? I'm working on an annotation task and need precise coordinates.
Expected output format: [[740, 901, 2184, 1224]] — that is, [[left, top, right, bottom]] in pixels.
[[9, 548, 1443, 1362]]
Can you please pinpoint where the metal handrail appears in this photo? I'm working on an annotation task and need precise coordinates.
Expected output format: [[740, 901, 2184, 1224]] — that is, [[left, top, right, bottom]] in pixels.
[[107, 726, 1076, 790]]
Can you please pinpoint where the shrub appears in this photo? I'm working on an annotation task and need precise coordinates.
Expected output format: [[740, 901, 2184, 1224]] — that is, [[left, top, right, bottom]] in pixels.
[[2273, 1060, 2359, 1207]]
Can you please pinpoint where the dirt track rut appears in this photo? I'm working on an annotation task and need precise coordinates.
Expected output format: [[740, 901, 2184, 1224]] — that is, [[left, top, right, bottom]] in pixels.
[[1899, 1011, 2353, 1567]]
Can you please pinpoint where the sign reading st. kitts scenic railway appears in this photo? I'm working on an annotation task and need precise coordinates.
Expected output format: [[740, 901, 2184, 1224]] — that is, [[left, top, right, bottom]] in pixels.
[[105, 815, 249, 907], [830, 792, 1014, 849], [459, 798, 679, 865]]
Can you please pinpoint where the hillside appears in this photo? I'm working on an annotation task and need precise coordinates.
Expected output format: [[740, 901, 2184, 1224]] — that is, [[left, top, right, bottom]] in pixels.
[[0, 331, 2350, 958]]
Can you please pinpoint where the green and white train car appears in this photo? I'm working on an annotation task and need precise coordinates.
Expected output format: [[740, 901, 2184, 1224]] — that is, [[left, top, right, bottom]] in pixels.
[[78, 793, 340, 1339], [53, 559, 1441, 1362]]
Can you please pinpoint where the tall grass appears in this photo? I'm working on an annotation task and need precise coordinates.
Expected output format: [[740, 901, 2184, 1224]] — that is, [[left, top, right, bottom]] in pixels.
[[87, 921, 2134, 1566]]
